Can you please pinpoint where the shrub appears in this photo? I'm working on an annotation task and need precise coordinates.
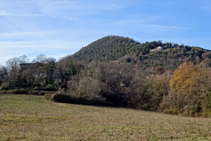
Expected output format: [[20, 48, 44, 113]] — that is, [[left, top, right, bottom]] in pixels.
[[0, 90, 7, 94], [28, 90, 39, 95], [68, 75, 102, 101], [0, 82, 10, 90], [38, 91, 45, 95], [33, 86, 41, 90], [44, 93, 54, 100], [6, 89, 23, 94], [50, 92, 114, 106]]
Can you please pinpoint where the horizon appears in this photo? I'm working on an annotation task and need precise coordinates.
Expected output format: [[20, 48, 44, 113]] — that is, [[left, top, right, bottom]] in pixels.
[[1, 0, 211, 65]]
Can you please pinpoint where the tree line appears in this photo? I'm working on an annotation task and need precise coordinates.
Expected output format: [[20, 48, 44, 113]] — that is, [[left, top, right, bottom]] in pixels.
[[1, 53, 211, 117], [1, 36, 211, 117]]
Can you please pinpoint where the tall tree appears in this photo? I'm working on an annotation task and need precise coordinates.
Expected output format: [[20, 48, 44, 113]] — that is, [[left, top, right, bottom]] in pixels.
[[32, 54, 47, 63], [5, 57, 20, 83], [19, 55, 30, 64]]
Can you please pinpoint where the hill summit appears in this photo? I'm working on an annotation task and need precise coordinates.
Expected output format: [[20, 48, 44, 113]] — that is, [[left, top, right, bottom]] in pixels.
[[72, 35, 146, 62]]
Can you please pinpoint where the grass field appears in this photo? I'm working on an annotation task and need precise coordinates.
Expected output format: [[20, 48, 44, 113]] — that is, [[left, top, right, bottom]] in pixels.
[[1, 95, 211, 141]]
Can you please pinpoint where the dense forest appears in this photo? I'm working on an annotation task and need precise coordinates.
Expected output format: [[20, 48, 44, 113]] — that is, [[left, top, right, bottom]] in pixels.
[[1, 35, 211, 116]]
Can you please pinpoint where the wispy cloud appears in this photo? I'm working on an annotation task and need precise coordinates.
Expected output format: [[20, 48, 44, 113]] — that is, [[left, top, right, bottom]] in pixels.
[[0, 11, 44, 17], [0, 31, 58, 40], [28, 0, 123, 19], [0, 39, 90, 65], [201, 6, 211, 11], [34, 0, 123, 11], [0, 0, 123, 20], [0, 11, 9, 16], [201, 0, 211, 11], [109, 16, 187, 34], [0, 28, 96, 64]]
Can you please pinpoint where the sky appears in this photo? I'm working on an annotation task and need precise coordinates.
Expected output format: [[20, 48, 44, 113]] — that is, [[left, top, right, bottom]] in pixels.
[[0, 0, 211, 65]]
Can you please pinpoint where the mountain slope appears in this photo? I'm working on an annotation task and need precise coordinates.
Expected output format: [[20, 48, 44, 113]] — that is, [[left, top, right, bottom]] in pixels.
[[71, 35, 211, 71], [72, 35, 150, 62], [72, 35, 210, 66]]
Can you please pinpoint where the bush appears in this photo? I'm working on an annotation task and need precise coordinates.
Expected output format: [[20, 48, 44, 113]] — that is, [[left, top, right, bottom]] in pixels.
[[67, 75, 102, 101], [46, 84, 56, 91], [5, 89, 28, 94], [50, 92, 114, 107], [44, 93, 54, 100], [0, 82, 10, 90], [39, 91, 46, 95], [33, 86, 41, 91], [0, 90, 7, 94], [28, 90, 41, 95]]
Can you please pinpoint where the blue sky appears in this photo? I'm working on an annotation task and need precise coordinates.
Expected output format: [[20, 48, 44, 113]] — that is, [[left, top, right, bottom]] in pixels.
[[0, 0, 211, 64]]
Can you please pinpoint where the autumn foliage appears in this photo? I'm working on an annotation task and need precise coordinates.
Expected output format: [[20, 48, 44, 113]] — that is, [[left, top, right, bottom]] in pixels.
[[161, 62, 211, 116], [169, 62, 200, 95]]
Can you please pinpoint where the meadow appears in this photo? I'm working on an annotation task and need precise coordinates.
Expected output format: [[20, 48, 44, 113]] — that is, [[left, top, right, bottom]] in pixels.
[[0, 95, 211, 141]]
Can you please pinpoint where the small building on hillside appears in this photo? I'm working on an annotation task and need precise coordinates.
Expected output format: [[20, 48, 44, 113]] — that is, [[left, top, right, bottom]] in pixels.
[[19, 62, 47, 79], [19, 63, 33, 70], [19, 62, 43, 70], [150, 46, 164, 52]]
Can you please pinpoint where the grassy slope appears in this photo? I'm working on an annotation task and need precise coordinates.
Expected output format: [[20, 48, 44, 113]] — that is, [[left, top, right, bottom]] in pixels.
[[1, 95, 211, 141]]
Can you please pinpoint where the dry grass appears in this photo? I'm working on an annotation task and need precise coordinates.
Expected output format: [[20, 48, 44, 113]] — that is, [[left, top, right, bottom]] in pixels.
[[1, 95, 211, 141]]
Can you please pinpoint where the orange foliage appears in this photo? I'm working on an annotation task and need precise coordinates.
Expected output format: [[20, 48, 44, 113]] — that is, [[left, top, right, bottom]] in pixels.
[[169, 62, 198, 94], [164, 62, 211, 116]]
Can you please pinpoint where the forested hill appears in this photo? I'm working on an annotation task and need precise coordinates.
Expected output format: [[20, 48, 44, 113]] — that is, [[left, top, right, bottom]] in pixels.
[[73, 35, 144, 62], [72, 35, 210, 65], [73, 35, 147, 62]]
